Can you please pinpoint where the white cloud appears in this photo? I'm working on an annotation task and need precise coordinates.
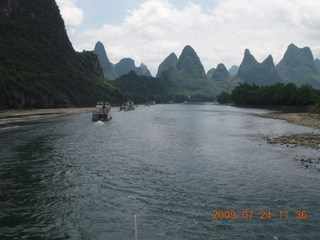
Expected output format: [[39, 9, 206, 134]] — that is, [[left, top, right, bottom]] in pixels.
[[71, 0, 320, 75], [56, 0, 83, 34]]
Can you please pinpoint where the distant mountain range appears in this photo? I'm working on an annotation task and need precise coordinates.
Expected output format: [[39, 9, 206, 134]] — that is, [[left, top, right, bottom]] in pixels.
[[157, 45, 222, 96], [235, 44, 320, 88], [1, 0, 320, 109], [236, 49, 282, 86], [94, 37, 320, 96], [93, 41, 152, 79], [276, 44, 320, 88], [100, 41, 320, 97], [114, 58, 152, 78], [116, 43, 320, 100]]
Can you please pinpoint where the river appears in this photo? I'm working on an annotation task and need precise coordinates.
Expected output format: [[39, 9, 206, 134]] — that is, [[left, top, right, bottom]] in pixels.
[[0, 104, 319, 240]]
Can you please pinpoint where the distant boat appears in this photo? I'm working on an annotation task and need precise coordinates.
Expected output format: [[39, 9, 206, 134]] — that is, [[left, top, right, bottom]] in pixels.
[[145, 102, 150, 106], [120, 100, 135, 111], [92, 101, 112, 121]]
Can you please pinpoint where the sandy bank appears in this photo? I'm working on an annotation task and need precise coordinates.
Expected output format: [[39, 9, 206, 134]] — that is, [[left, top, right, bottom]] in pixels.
[[0, 108, 94, 127], [259, 112, 320, 129]]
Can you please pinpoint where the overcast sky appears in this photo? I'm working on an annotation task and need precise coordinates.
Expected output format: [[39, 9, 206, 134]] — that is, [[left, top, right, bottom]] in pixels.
[[56, 0, 320, 76]]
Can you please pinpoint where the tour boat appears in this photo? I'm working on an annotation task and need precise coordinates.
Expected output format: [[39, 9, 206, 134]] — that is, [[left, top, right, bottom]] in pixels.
[[119, 101, 135, 111], [92, 101, 112, 121]]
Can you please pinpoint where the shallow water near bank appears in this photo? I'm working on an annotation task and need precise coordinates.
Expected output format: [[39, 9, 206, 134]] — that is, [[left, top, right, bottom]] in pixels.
[[0, 104, 319, 240]]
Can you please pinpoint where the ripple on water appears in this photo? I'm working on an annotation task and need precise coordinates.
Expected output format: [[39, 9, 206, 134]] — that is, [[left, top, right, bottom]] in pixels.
[[0, 105, 320, 239]]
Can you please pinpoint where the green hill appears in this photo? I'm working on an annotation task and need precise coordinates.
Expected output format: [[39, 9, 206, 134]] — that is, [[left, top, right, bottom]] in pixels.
[[0, 0, 123, 109], [176, 45, 207, 79], [236, 49, 282, 86], [111, 71, 173, 103], [159, 45, 221, 97], [114, 58, 152, 77], [211, 63, 230, 82], [156, 52, 178, 78], [315, 59, 320, 74], [210, 63, 235, 92], [93, 41, 118, 80], [276, 44, 320, 88]]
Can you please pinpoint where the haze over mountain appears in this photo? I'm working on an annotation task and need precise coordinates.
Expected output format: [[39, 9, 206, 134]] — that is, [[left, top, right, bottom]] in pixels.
[[228, 65, 239, 76], [114, 58, 152, 77], [276, 44, 320, 88], [56, 1, 320, 77], [0, 0, 122, 109], [156, 52, 178, 78], [115, 58, 136, 76], [137, 63, 152, 77], [236, 49, 282, 86], [211, 64, 230, 82], [206, 68, 215, 79], [315, 58, 320, 74], [93, 41, 118, 80]]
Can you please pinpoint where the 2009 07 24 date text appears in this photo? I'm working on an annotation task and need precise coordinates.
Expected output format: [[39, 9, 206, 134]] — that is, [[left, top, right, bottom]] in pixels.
[[211, 210, 308, 220]]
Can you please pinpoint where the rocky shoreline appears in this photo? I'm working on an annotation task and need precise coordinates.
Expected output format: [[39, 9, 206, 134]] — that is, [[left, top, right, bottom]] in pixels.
[[266, 134, 320, 149], [295, 156, 320, 171], [259, 112, 320, 149], [259, 112, 320, 171]]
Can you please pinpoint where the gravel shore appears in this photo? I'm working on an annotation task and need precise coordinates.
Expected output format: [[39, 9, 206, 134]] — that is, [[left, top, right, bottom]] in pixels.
[[259, 112, 320, 129], [259, 112, 320, 149], [259, 112, 320, 171]]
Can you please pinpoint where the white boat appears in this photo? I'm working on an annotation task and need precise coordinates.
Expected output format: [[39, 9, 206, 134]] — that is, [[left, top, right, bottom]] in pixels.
[[119, 101, 135, 111], [92, 101, 112, 121]]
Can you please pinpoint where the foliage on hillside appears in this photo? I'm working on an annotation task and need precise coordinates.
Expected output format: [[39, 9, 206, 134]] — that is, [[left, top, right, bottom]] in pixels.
[[93, 41, 118, 80], [176, 45, 206, 79], [111, 71, 216, 103], [0, 0, 123, 109], [217, 91, 232, 104], [111, 71, 174, 103], [160, 67, 221, 96], [156, 52, 178, 78]]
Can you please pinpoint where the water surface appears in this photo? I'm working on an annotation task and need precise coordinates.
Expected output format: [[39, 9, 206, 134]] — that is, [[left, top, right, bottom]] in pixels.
[[0, 104, 319, 239]]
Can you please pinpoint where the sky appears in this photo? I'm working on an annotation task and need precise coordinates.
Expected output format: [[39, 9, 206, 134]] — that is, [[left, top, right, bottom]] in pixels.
[[56, 0, 320, 76]]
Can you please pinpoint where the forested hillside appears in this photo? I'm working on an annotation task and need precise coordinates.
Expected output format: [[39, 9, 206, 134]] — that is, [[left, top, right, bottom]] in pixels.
[[0, 0, 123, 109]]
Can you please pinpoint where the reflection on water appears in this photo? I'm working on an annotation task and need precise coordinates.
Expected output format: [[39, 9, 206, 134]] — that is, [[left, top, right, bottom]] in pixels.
[[0, 104, 320, 240]]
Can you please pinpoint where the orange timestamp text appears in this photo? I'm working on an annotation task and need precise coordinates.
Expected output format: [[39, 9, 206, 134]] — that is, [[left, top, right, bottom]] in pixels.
[[211, 210, 308, 220]]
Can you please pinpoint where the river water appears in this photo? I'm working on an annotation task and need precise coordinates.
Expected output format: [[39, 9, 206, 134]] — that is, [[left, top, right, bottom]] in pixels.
[[0, 104, 319, 240]]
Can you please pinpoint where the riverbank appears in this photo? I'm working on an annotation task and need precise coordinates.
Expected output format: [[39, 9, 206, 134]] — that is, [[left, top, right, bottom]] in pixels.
[[0, 108, 95, 127], [259, 112, 320, 149], [259, 112, 320, 129]]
